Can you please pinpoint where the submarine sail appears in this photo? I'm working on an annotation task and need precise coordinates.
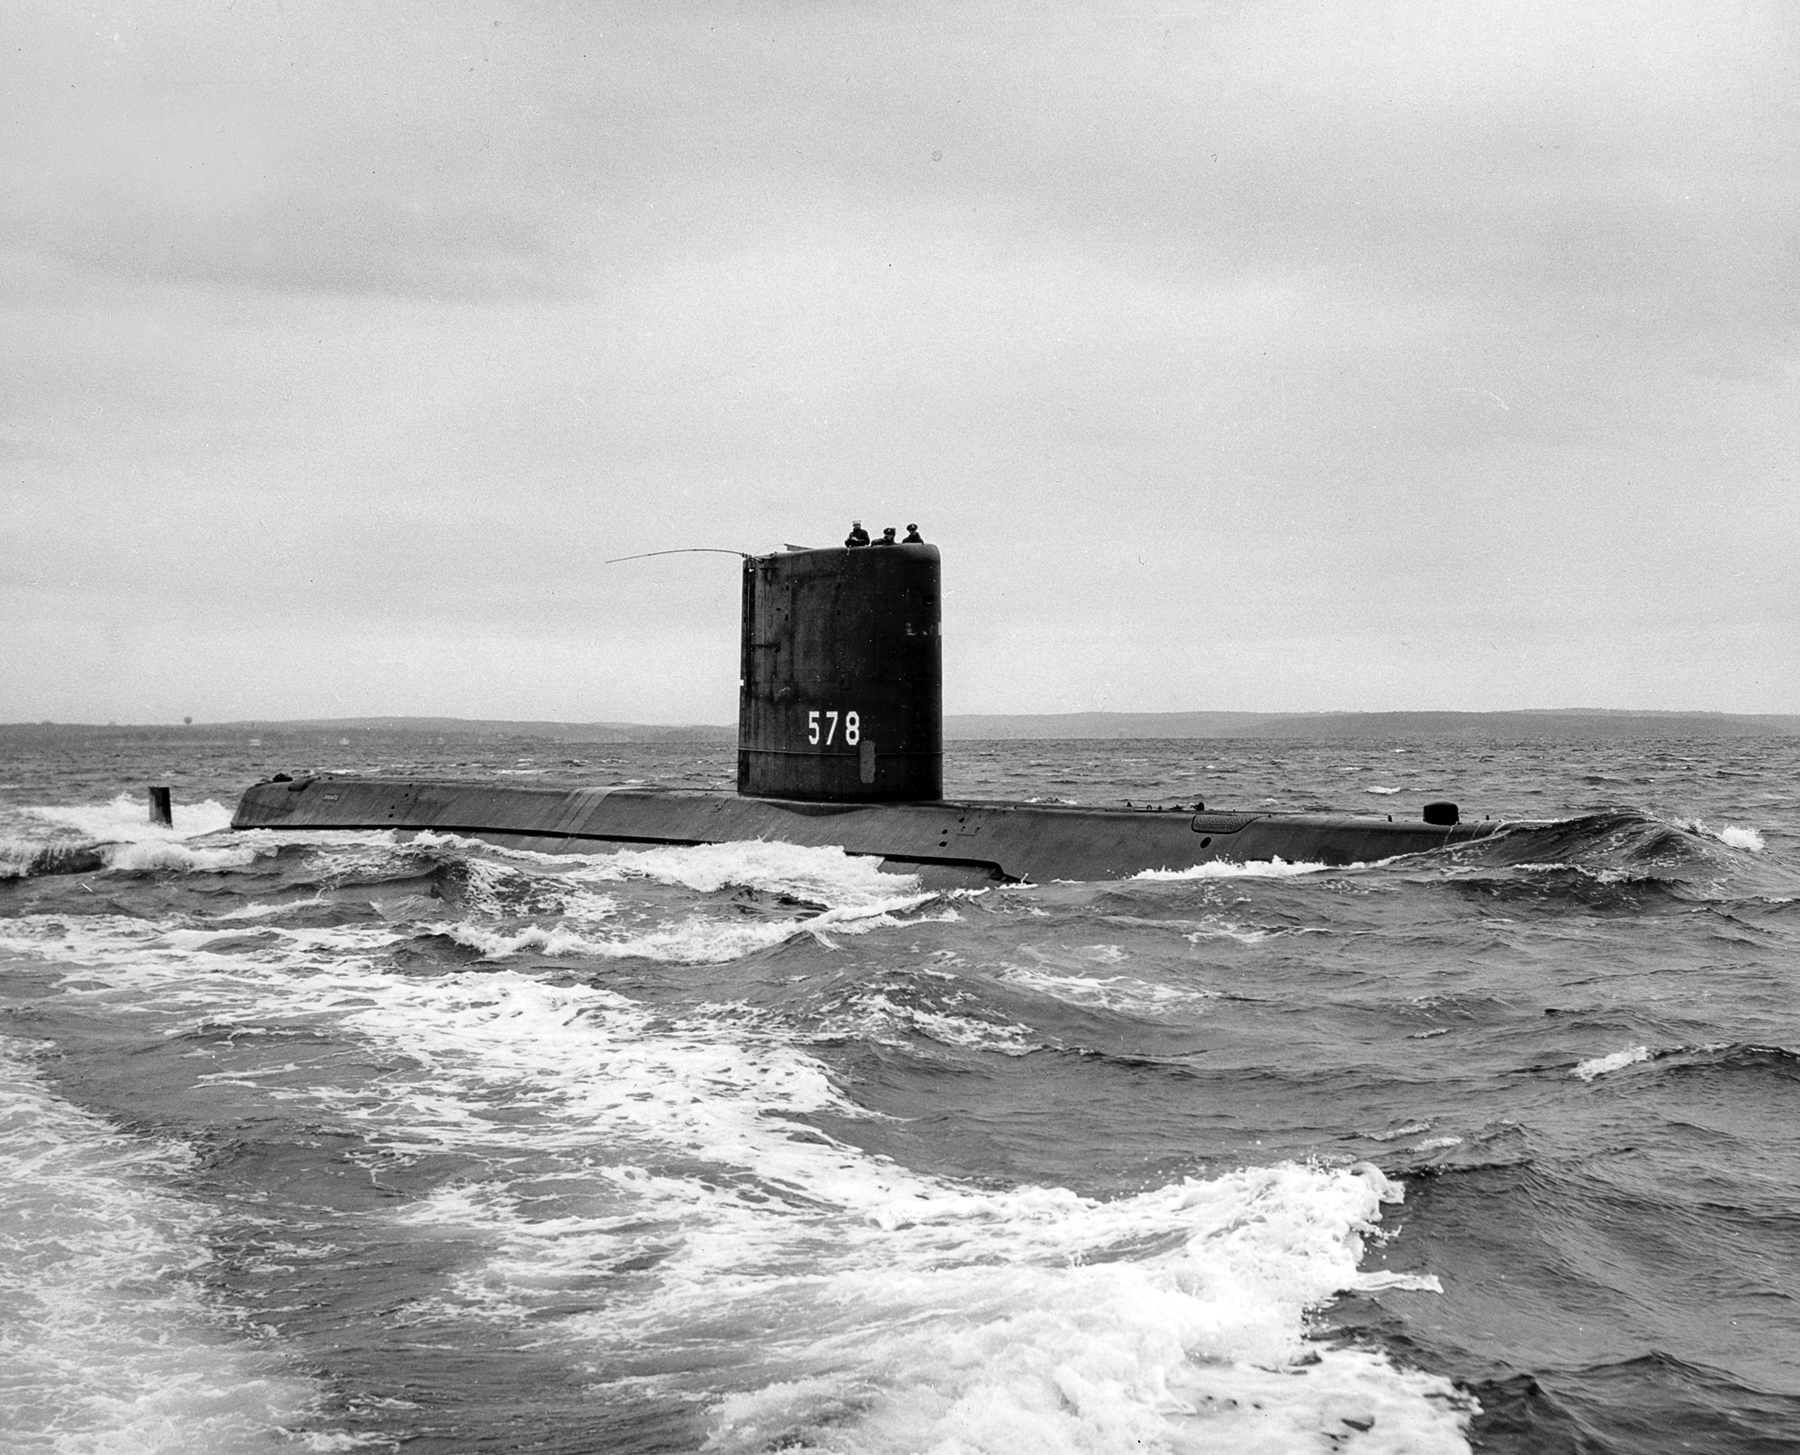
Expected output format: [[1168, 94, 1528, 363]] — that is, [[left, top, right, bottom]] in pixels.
[[738, 542, 942, 802]]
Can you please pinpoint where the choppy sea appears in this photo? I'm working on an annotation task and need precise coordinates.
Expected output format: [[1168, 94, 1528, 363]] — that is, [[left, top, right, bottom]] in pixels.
[[2, 732, 1797, 1454]]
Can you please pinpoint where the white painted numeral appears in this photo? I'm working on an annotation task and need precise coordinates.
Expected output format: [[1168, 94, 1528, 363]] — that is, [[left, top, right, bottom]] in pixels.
[[806, 708, 862, 747]]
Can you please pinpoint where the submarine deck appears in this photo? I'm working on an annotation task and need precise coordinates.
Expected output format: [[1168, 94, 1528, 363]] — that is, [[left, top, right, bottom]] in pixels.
[[233, 776, 1510, 883]]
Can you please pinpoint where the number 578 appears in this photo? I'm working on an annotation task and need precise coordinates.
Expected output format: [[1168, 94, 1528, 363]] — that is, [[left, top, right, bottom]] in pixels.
[[807, 710, 861, 745]]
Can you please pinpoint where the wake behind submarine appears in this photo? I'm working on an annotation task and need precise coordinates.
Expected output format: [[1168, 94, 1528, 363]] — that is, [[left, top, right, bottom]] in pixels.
[[232, 533, 1516, 881]]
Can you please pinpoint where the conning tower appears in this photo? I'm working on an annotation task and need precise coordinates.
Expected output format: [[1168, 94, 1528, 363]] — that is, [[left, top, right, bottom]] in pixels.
[[737, 543, 942, 802]]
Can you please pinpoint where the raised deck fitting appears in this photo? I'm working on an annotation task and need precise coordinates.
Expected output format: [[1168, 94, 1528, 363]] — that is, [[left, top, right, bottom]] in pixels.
[[231, 536, 1516, 881]]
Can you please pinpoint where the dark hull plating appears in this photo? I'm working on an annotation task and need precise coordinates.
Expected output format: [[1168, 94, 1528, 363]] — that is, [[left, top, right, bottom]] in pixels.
[[233, 776, 1509, 882]]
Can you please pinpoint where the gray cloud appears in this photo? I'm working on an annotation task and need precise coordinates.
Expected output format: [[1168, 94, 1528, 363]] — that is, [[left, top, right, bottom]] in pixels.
[[3, 0, 1796, 720]]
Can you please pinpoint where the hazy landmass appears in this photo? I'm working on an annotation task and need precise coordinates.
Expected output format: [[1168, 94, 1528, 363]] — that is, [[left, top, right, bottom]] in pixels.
[[942, 710, 1800, 740], [5, 710, 1796, 746]]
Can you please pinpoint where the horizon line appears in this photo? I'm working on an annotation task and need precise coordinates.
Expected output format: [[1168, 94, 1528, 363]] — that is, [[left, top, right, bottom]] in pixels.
[[8, 706, 1799, 730]]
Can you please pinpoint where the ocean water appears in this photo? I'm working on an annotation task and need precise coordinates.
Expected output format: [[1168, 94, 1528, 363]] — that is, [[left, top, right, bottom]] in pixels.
[[2, 732, 1797, 1454]]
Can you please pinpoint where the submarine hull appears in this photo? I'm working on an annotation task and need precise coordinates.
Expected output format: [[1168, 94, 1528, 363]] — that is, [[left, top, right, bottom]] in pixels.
[[232, 541, 1522, 879], [233, 776, 1507, 882]]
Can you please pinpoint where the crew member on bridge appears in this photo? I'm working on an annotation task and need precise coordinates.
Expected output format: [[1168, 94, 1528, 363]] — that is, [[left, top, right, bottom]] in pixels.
[[845, 520, 870, 548], [903, 523, 924, 543], [875, 526, 898, 545]]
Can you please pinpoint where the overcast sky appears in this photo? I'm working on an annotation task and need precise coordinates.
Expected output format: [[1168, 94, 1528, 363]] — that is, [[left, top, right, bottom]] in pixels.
[[4, 1, 1796, 724]]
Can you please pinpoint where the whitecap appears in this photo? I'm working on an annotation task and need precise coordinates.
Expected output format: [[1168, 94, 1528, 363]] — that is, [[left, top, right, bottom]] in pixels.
[[1, 795, 267, 877], [1366, 1121, 1432, 1142], [15, 792, 238, 842], [0, 1035, 327, 1451], [453, 858, 620, 924], [997, 964, 1217, 1014], [1180, 917, 1324, 945], [0, 904, 1473, 1453], [1574, 1045, 1650, 1081], [813, 990, 1045, 1056], [1135, 857, 1338, 881], [416, 834, 921, 912], [102, 839, 271, 873], [440, 894, 945, 964], [570, 839, 920, 909]]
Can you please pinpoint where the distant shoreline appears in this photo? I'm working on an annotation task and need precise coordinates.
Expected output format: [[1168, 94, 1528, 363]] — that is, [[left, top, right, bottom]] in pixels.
[[6, 709, 1797, 742]]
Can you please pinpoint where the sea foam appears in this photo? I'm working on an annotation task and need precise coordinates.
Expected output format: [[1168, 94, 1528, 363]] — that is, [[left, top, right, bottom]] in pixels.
[[414, 834, 922, 910], [1, 795, 266, 876], [439, 893, 945, 964], [15, 793, 238, 843], [1574, 1045, 1651, 1081], [0, 857, 1475, 1453], [339, 974, 1472, 1451], [1135, 857, 1338, 881], [1715, 824, 1766, 852], [0, 1036, 323, 1453]]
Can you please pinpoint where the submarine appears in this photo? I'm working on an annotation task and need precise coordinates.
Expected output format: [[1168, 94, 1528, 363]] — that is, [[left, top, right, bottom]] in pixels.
[[232, 537, 1513, 882]]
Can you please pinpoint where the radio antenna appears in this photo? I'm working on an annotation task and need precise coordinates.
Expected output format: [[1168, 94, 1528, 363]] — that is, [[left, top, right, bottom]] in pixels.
[[603, 547, 752, 564]]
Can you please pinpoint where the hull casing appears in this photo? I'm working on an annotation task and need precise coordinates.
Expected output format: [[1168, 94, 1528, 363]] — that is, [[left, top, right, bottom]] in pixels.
[[233, 776, 1506, 882]]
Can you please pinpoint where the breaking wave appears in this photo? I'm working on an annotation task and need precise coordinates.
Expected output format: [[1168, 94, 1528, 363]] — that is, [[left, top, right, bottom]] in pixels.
[[0, 1036, 323, 1453], [0, 795, 258, 879], [0, 898, 1475, 1452]]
